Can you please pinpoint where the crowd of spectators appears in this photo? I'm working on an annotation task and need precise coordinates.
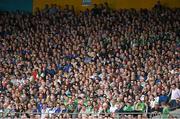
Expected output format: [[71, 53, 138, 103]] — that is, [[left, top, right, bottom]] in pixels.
[[0, 2, 180, 119]]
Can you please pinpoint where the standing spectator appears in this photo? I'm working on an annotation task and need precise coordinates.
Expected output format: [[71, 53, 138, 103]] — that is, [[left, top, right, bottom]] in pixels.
[[170, 84, 180, 109]]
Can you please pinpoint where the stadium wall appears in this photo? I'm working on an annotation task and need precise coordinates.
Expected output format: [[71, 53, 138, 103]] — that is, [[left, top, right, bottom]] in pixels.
[[0, 0, 179, 13], [33, 0, 180, 12], [0, 0, 32, 12]]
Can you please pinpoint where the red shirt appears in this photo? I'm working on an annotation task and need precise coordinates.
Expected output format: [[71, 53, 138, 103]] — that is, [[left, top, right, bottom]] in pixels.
[[32, 70, 38, 81]]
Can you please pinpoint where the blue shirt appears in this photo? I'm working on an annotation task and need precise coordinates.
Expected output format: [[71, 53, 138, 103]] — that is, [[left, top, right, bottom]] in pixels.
[[46, 69, 56, 76], [55, 108, 61, 113], [37, 102, 43, 113], [56, 64, 62, 70], [155, 79, 161, 84], [159, 95, 168, 104], [63, 64, 72, 72]]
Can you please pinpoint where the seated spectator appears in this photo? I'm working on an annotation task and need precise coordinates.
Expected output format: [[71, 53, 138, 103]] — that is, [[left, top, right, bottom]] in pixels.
[[159, 90, 168, 105], [109, 100, 117, 113], [134, 99, 146, 112], [162, 103, 170, 119], [123, 102, 134, 112], [115, 102, 124, 113]]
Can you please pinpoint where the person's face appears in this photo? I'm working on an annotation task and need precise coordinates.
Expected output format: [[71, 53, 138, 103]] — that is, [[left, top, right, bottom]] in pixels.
[[57, 103, 60, 108], [124, 97, 128, 103], [49, 103, 53, 107], [28, 103, 31, 109]]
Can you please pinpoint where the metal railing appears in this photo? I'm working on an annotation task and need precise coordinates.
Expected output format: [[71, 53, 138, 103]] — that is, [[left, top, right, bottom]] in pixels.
[[0, 111, 179, 119]]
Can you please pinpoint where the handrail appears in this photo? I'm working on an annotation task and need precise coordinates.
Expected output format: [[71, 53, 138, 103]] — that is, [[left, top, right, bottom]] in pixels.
[[1, 107, 180, 119], [0, 111, 179, 118]]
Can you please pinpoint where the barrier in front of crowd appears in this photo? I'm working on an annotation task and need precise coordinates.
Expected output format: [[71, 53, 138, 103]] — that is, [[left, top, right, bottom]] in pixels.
[[0, 111, 178, 119]]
